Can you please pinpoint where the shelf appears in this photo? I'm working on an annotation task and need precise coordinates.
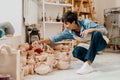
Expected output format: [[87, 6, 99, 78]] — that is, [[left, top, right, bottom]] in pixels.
[[45, 2, 72, 7], [74, 0, 95, 20], [112, 24, 119, 27], [75, 0, 92, 3], [80, 12, 91, 14], [41, 0, 73, 38], [45, 21, 63, 24]]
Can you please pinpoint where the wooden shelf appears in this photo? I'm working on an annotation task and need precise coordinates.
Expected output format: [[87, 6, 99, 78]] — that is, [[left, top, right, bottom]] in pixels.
[[80, 12, 91, 14], [74, 0, 95, 20], [75, 0, 92, 3]]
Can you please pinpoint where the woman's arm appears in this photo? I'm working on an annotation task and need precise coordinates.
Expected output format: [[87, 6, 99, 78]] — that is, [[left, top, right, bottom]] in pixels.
[[81, 28, 103, 38], [38, 38, 51, 44], [84, 28, 103, 34], [37, 29, 74, 45], [82, 19, 108, 35]]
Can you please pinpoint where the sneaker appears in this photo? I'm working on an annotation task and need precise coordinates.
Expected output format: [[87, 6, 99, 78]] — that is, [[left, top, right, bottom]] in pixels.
[[76, 62, 93, 74]]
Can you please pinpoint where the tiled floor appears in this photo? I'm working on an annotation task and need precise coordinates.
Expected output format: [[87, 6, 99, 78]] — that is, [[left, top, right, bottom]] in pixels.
[[25, 51, 120, 80]]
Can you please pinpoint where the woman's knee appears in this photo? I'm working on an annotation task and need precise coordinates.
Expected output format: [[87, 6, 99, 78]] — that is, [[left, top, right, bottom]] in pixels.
[[72, 46, 86, 58], [72, 46, 80, 58], [93, 31, 102, 36], [92, 31, 102, 37]]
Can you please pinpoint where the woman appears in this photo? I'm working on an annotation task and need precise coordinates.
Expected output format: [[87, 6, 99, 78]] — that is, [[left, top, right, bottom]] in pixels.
[[35, 11, 109, 74]]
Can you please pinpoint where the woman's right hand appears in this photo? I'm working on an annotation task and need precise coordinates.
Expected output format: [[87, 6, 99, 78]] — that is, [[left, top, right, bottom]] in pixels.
[[32, 40, 39, 45], [34, 38, 51, 45]]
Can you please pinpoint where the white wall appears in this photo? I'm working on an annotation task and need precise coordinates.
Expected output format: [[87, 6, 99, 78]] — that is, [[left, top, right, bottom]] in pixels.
[[94, 0, 116, 24], [24, 0, 38, 25], [115, 0, 120, 7], [0, 0, 22, 36]]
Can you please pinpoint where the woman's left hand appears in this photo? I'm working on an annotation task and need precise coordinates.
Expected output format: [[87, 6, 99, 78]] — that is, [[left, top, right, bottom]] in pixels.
[[81, 29, 89, 38]]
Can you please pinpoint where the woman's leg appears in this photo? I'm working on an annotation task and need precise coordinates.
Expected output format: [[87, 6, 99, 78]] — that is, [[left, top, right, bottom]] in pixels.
[[72, 46, 88, 62], [73, 46, 94, 75], [74, 31, 107, 74], [85, 31, 107, 63]]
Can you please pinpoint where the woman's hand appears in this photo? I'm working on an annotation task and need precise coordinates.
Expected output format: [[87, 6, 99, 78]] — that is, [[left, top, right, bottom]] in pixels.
[[81, 28, 97, 38], [32, 40, 38, 44], [81, 29, 90, 38], [73, 35, 90, 43], [81, 28, 104, 38], [33, 38, 51, 45]]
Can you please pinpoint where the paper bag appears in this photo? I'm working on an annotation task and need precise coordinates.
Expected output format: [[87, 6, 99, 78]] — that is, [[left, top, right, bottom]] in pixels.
[[0, 44, 20, 80]]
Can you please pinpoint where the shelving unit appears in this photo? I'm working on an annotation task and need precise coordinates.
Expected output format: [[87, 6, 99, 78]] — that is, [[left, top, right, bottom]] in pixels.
[[44, 2, 73, 7], [104, 7, 120, 50], [40, 0, 73, 38], [45, 21, 63, 24], [74, 0, 95, 20]]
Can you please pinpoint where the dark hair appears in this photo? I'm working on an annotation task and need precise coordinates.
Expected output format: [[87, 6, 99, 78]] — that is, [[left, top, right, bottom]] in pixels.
[[62, 11, 78, 24]]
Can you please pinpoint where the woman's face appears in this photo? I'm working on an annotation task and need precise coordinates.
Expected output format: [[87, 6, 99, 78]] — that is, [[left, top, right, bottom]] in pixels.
[[64, 21, 77, 30]]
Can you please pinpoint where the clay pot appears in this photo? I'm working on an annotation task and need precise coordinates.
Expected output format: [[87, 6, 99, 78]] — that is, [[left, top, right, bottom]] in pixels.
[[35, 63, 53, 75], [56, 60, 70, 70]]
